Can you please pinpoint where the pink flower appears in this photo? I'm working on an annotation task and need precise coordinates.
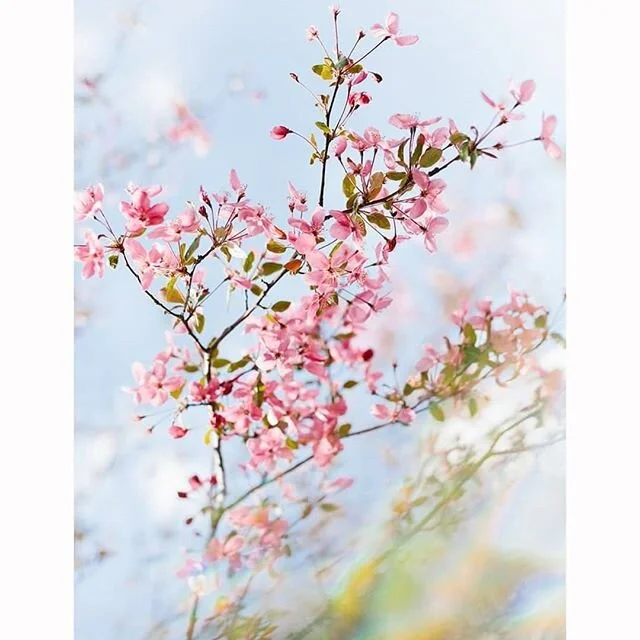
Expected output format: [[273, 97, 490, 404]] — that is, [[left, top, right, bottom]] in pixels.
[[169, 425, 188, 439], [74, 230, 105, 279], [424, 215, 449, 253], [305, 25, 318, 41], [74, 183, 104, 221], [120, 184, 170, 233], [371, 12, 419, 46], [148, 205, 200, 242], [128, 360, 184, 406], [389, 113, 439, 130], [510, 79, 536, 104], [270, 125, 292, 140], [287, 182, 308, 213], [229, 169, 246, 196], [125, 238, 179, 290], [167, 104, 211, 157], [247, 428, 293, 472], [480, 91, 524, 121], [348, 92, 371, 108], [205, 535, 245, 572], [333, 136, 348, 157], [539, 114, 562, 160]]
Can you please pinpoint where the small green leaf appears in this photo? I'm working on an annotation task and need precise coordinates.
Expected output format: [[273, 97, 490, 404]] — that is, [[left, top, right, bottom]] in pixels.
[[320, 503, 339, 512], [183, 363, 200, 373], [285, 437, 299, 450], [260, 262, 283, 276], [315, 121, 332, 135], [386, 171, 406, 181], [338, 423, 352, 437], [250, 284, 263, 296], [534, 315, 548, 329], [228, 355, 252, 373], [469, 148, 478, 170], [195, 313, 205, 334], [550, 332, 566, 348], [463, 323, 477, 346], [366, 212, 391, 230], [468, 397, 478, 417], [184, 235, 201, 262], [243, 251, 255, 273], [367, 172, 385, 199], [450, 132, 469, 146], [271, 300, 291, 313], [170, 384, 185, 400], [302, 503, 313, 519], [312, 64, 325, 76], [163, 278, 185, 304], [266, 240, 287, 254], [343, 380, 358, 389], [420, 147, 443, 168], [108, 254, 119, 269], [342, 174, 357, 198], [429, 403, 446, 422], [212, 358, 230, 368], [403, 383, 414, 396]]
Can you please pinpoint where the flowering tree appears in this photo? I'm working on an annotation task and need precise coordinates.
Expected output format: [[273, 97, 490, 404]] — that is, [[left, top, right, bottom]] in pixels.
[[75, 7, 563, 638]]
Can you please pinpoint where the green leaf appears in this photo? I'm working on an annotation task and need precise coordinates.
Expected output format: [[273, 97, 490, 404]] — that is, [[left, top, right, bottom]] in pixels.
[[366, 212, 391, 230], [266, 240, 287, 254], [228, 355, 252, 373], [271, 300, 291, 313], [195, 313, 205, 334], [285, 437, 299, 450], [220, 245, 232, 262], [329, 241, 343, 257], [463, 323, 477, 346], [108, 254, 119, 269], [250, 284, 263, 296], [468, 397, 478, 418], [420, 147, 443, 168], [397, 139, 408, 166], [411, 136, 425, 166], [459, 140, 470, 163], [343, 380, 358, 389], [260, 262, 283, 276], [183, 363, 200, 373], [163, 278, 185, 304], [450, 132, 469, 146], [342, 174, 357, 198], [386, 171, 406, 181], [301, 503, 313, 519], [429, 403, 446, 422], [184, 236, 201, 262], [312, 64, 325, 76], [243, 251, 255, 273], [320, 503, 339, 512], [550, 332, 566, 348], [403, 382, 414, 396], [469, 148, 478, 170], [534, 315, 548, 329], [338, 423, 352, 437], [315, 121, 332, 135], [170, 384, 185, 400], [367, 172, 385, 199], [354, 213, 367, 237], [212, 358, 230, 368]]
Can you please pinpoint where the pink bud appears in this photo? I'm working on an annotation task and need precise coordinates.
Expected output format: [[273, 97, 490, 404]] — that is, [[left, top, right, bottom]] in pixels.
[[169, 425, 188, 439], [188, 475, 203, 490], [270, 125, 292, 140]]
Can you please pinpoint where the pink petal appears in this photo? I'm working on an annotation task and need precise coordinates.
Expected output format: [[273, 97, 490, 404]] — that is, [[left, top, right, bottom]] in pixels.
[[394, 34, 419, 46], [385, 12, 399, 34], [480, 91, 497, 109], [519, 79, 536, 103]]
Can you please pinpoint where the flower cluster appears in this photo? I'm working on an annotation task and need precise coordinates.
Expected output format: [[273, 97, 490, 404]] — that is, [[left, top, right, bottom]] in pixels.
[[73, 7, 561, 622]]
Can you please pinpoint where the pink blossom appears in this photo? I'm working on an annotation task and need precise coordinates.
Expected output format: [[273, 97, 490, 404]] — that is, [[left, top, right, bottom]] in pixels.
[[205, 535, 245, 572], [120, 184, 169, 233], [128, 360, 184, 406], [229, 169, 246, 196], [247, 428, 293, 471], [74, 230, 105, 279], [148, 205, 200, 242], [348, 92, 371, 108], [389, 114, 439, 130], [480, 90, 524, 121], [539, 114, 562, 159], [305, 25, 318, 41], [509, 79, 536, 104], [424, 215, 449, 253], [169, 425, 188, 439], [270, 125, 292, 140], [333, 136, 348, 157], [74, 183, 104, 221], [167, 104, 211, 156], [371, 12, 419, 46], [287, 182, 308, 213], [125, 238, 179, 290]]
